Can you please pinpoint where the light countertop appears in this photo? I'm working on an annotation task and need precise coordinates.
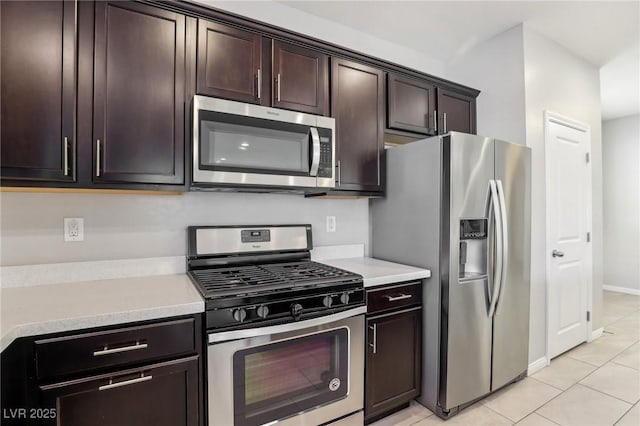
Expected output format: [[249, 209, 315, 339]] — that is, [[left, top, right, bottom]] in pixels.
[[1, 274, 204, 352], [319, 257, 431, 288]]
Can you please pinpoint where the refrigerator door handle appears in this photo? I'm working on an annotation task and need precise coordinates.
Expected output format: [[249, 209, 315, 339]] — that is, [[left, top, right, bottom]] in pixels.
[[494, 179, 509, 311], [488, 179, 503, 317]]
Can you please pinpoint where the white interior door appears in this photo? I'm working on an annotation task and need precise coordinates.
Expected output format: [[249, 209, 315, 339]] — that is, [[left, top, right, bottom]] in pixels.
[[545, 112, 592, 359]]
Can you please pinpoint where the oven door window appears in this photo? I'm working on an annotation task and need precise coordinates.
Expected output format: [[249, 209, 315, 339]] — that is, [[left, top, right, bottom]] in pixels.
[[233, 327, 349, 426], [199, 111, 312, 176]]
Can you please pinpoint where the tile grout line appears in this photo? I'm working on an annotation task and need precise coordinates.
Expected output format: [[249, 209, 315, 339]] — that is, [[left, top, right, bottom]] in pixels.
[[533, 410, 562, 425], [578, 379, 639, 406], [480, 399, 526, 424], [613, 402, 637, 426], [527, 375, 566, 392]]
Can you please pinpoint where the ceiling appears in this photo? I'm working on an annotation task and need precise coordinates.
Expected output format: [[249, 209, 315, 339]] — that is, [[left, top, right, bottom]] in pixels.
[[279, 1, 640, 119]]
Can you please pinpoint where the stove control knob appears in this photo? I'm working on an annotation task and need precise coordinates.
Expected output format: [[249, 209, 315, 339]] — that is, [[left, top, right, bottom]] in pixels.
[[290, 303, 303, 320], [340, 292, 350, 305], [256, 305, 269, 318], [232, 308, 247, 322], [323, 295, 334, 308]]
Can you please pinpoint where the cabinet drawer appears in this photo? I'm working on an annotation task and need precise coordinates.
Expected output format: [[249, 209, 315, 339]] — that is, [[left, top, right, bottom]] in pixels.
[[366, 281, 422, 314], [35, 318, 196, 380]]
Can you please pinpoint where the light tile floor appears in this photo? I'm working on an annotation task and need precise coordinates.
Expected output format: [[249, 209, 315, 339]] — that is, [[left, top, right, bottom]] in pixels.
[[371, 291, 640, 426]]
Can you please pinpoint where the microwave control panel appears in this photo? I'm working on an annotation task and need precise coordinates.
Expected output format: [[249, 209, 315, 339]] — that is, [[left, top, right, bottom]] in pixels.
[[317, 128, 333, 178]]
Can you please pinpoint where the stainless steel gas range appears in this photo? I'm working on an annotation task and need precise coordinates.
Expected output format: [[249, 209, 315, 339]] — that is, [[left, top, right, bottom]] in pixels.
[[186, 225, 365, 426]]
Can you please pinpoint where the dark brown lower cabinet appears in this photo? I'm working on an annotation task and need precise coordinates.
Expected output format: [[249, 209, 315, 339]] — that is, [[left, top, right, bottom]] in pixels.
[[365, 282, 422, 423], [40, 357, 199, 426]]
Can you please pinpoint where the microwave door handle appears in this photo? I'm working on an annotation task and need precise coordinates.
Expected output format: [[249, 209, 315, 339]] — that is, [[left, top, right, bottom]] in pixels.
[[309, 127, 320, 176]]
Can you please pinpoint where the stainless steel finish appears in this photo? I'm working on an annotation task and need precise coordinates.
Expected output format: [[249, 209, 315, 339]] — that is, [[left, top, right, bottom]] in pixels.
[[208, 306, 366, 343], [277, 73, 282, 101], [491, 139, 531, 391], [433, 110, 438, 132], [552, 250, 565, 258], [257, 68, 261, 99], [96, 139, 101, 177], [443, 112, 448, 133], [195, 225, 310, 257], [369, 324, 377, 354], [337, 160, 341, 186], [93, 342, 148, 356], [207, 313, 364, 426], [98, 373, 152, 391], [487, 180, 503, 318], [310, 127, 321, 176], [192, 96, 336, 189], [372, 132, 531, 415], [63, 137, 69, 176], [385, 294, 413, 302]]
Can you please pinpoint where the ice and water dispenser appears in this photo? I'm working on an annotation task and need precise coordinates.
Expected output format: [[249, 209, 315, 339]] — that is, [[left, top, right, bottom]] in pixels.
[[459, 219, 488, 280]]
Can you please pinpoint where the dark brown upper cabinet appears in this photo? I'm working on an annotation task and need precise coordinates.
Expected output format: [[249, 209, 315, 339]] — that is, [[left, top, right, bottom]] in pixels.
[[196, 20, 262, 104], [331, 59, 384, 193], [93, 1, 186, 185], [387, 73, 437, 136], [0, 0, 76, 183], [197, 20, 329, 115], [436, 87, 477, 135], [272, 40, 328, 115]]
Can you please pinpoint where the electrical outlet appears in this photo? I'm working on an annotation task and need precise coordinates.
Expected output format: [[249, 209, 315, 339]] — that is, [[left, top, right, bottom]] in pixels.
[[64, 217, 84, 242], [326, 216, 336, 233]]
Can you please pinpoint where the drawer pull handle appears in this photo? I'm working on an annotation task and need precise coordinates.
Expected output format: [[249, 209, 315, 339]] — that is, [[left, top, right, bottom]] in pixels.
[[99, 373, 152, 391], [385, 294, 413, 302], [369, 324, 377, 354], [93, 341, 148, 356]]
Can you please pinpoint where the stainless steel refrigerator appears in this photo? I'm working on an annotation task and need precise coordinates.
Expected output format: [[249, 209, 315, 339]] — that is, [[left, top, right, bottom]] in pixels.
[[371, 132, 531, 419]]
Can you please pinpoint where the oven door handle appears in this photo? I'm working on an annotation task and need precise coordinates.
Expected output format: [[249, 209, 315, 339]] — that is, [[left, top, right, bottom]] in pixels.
[[208, 306, 367, 344]]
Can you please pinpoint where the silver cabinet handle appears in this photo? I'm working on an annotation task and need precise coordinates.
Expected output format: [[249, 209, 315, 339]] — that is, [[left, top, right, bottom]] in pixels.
[[369, 324, 377, 354], [433, 109, 438, 133], [96, 139, 101, 177], [99, 373, 152, 391], [385, 294, 412, 302], [336, 160, 341, 186], [63, 137, 69, 176], [309, 128, 320, 176], [277, 73, 281, 101], [443, 112, 448, 133], [257, 68, 261, 100], [552, 250, 565, 258], [93, 341, 148, 356]]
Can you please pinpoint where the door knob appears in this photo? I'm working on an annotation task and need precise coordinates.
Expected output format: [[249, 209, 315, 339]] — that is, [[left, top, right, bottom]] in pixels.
[[552, 250, 565, 258]]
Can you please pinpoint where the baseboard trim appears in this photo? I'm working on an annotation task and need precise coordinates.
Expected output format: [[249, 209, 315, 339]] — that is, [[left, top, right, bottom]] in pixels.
[[603, 285, 640, 296], [589, 327, 603, 342], [527, 357, 549, 376]]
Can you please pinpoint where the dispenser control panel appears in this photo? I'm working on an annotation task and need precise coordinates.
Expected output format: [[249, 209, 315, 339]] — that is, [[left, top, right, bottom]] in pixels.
[[460, 219, 487, 240]]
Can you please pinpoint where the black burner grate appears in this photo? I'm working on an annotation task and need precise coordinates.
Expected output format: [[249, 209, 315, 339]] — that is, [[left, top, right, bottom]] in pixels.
[[190, 261, 360, 298]]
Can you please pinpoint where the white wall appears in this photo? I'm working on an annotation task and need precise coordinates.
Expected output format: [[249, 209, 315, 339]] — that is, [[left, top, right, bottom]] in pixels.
[[198, 0, 445, 77], [446, 24, 604, 364], [446, 25, 526, 145], [523, 26, 604, 356], [602, 115, 640, 292], [0, 192, 369, 266]]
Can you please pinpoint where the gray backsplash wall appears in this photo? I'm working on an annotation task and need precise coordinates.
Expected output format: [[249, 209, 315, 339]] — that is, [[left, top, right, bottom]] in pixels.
[[0, 192, 369, 266]]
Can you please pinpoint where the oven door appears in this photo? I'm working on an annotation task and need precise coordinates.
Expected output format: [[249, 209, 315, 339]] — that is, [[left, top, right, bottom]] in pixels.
[[207, 307, 365, 426]]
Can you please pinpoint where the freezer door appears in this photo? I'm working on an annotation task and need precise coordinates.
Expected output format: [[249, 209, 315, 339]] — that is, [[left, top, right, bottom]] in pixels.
[[492, 140, 531, 390], [441, 133, 494, 410]]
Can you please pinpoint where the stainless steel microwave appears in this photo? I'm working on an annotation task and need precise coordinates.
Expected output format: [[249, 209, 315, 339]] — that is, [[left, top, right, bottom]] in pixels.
[[192, 96, 335, 190]]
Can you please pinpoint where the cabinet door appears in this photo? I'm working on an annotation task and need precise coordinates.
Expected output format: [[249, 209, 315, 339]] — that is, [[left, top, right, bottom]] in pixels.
[[436, 88, 477, 134], [272, 40, 328, 115], [387, 73, 436, 135], [365, 308, 422, 422], [0, 1, 75, 182], [93, 2, 185, 185], [331, 59, 384, 192], [39, 357, 200, 426], [197, 20, 262, 104]]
